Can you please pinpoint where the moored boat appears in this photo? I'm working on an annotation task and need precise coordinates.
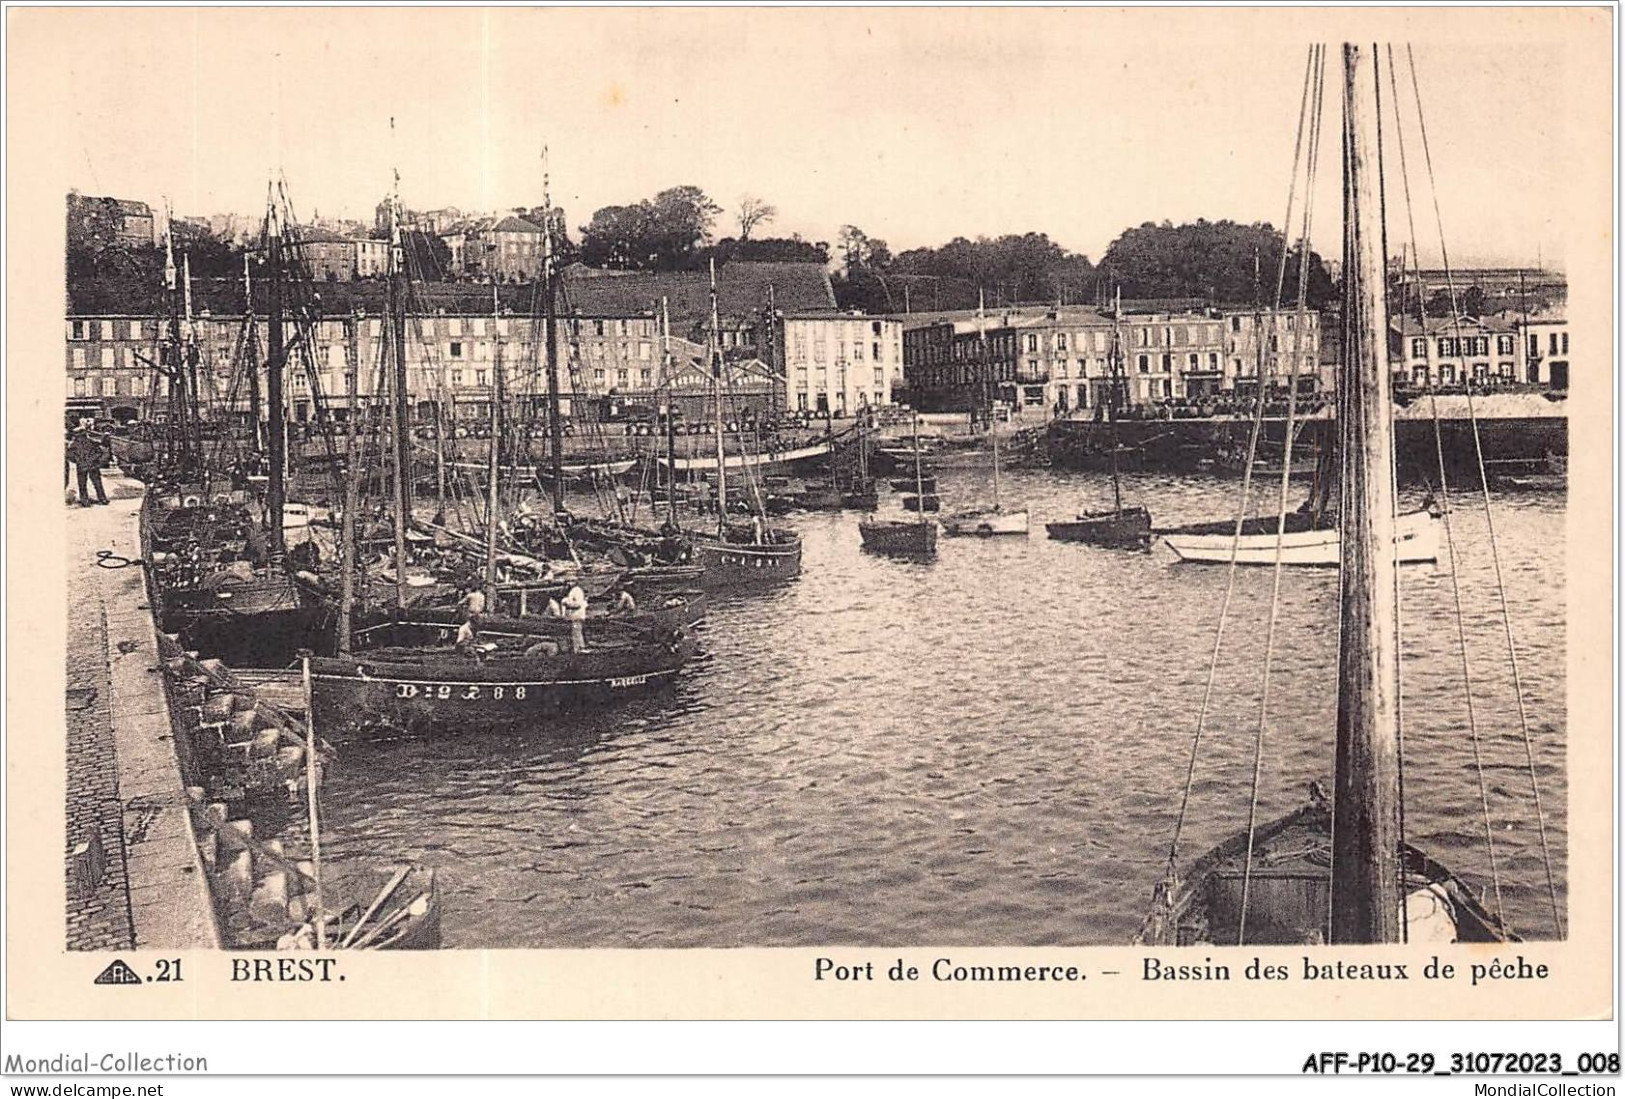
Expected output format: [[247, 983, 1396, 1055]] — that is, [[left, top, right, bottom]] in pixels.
[[307, 627, 697, 730], [859, 515, 938, 557], [1161, 507, 1440, 566], [1045, 505, 1152, 548]]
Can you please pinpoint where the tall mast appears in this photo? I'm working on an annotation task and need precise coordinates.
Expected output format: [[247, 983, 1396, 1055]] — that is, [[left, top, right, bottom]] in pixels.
[[1109, 286, 1124, 514], [708, 259, 728, 532], [242, 254, 263, 459], [337, 315, 362, 654], [542, 148, 565, 513], [978, 290, 1001, 510], [266, 197, 288, 558], [183, 253, 203, 482], [662, 296, 678, 524], [484, 284, 503, 604], [1331, 41, 1403, 944], [912, 409, 926, 528], [387, 164, 411, 609], [161, 205, 183, 472]]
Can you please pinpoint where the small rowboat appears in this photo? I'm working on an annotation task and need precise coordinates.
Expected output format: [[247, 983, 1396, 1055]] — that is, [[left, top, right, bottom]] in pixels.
[[942, 507, 1030, 537], [1045, 505, 1152, 548], [859, 516, 938, 558]]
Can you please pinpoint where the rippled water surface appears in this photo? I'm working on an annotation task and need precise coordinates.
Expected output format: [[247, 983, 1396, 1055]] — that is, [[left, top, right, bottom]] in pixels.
[[319, 468, 1568, 946]]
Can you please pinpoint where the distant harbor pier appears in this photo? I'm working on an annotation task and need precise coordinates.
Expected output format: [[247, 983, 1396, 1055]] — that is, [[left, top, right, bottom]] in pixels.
[[1045, 391, 1567, 483]]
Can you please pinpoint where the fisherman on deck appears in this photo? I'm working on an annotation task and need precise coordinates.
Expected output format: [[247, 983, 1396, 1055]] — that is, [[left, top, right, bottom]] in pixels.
[[610, 584, 637, 617], [561, 583, 589, 653], [460, 584, 487, 623]]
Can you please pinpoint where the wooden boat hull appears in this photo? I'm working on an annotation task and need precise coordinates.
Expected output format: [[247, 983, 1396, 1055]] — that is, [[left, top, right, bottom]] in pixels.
[[658, 441, 832, 476], [901, 493, 941, 513], [889, 476, 937, 494], [690, 530, 803, 587], [942, 508, 1031, 536], [1045, 506, 1152, 548], [308, 632, 697, 730], [859, 518, 938, 558], [1161, 508, 1439, 566], [1136, 797, 1513, 946]]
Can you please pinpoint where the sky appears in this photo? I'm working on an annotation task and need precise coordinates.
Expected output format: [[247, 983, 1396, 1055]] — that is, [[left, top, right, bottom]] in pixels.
[[38, 7, 1586, 268]]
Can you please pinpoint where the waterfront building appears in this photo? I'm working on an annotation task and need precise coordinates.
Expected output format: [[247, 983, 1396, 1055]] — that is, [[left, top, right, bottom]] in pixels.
[[1514, 317, 1569, 388], [902, 306, 1314, 412], [62, 260, 889, 423], [466, 215, 548, 282], [1390, 314, 1529, 388], [1217, 309, 1329, 395]]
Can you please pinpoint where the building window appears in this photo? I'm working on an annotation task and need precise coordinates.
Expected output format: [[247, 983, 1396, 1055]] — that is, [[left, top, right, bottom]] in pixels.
[[1497, 334, 1514, 355], [100, 320, 114, 340], [1412, 338, 1428, 358], [449, 341, 463, 359], [1413, 366, 1430, 385], [1055, 334, 1068, 352], [448, 318, 462, 336], [130, 375, 147, 396], [1188, 353, 1199, 369], [1561, 332, 1569, 354], [1438, 337, 1457, 357], [73, 376, 87, 397], [594, 320, 606, 337], [451, 370, 463, 386], [593, 368, 606, 384], [1138, 354, 1150, 373], [1161, 353, 1172, 372], [100, 347, 114, 369], [873, 368, 884, 385], [641, 369, 653, 385], [1528, 334, 1538, 357], [1549, 333, 1559, 355], [71, 348, 86, 368], [70, 320, 88, 341], [128, 320, 143, 340], [1026, 334, 1038, 353], [1208, 353, 1219, 369]]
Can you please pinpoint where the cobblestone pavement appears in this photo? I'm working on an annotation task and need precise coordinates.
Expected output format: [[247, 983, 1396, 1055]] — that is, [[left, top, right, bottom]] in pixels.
[[65, 505, 136, 951]]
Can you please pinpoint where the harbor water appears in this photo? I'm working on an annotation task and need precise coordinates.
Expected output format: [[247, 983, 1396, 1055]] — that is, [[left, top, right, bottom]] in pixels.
[[317, 466, 1568, 946]]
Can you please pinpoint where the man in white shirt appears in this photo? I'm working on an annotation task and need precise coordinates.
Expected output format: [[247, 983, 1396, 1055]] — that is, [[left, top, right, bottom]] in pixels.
[[561, 584, 589, 653]]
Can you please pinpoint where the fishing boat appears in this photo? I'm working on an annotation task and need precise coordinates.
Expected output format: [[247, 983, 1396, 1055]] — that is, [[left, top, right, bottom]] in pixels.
[[1138, 43, 1517, 946], [142, 202, 331, 666], [942, 295, 1029, 536], [1046, 289, 1151, 549], [683, 261, 803, 588], [1046, 505, 1154, 549], [306, 162, 700, 729], [860, 412, 939, 558]]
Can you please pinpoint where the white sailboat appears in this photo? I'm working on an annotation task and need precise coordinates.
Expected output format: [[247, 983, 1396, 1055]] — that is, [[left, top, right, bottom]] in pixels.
[[942, 292, 1030, 536]]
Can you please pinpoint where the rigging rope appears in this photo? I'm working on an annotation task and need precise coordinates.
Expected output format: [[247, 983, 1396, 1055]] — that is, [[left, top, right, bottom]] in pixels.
[[1385, 43, 1507, 930], [1163, 42, 1319, 885], [1405, 44, 1564, 937], [1239, 41, 1326, 944]]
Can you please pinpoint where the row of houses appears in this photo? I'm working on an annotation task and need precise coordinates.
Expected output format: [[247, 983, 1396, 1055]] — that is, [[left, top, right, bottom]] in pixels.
[[896, 305, 1570, 412], [64, 262, 906, 424], [900, 306, 1331, 413]]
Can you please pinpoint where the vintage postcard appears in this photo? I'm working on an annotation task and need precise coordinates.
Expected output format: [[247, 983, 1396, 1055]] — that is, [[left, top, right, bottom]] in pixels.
[[3, 4, 1615, 1042]]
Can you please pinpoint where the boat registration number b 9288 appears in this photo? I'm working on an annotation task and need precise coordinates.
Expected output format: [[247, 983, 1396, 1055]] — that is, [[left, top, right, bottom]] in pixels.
[[394, 682, 528, 700]]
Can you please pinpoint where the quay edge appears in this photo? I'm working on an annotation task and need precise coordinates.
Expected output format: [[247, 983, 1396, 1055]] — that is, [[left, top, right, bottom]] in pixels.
[[70, 479, 221, 949]]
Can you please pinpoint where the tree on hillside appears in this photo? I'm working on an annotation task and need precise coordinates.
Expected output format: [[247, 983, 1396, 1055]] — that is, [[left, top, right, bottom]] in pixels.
[[736, 195, 777, 242], [1099, 219, 1334, 308], [578, 185, 722, 271], [701, 235, 830, 267]]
